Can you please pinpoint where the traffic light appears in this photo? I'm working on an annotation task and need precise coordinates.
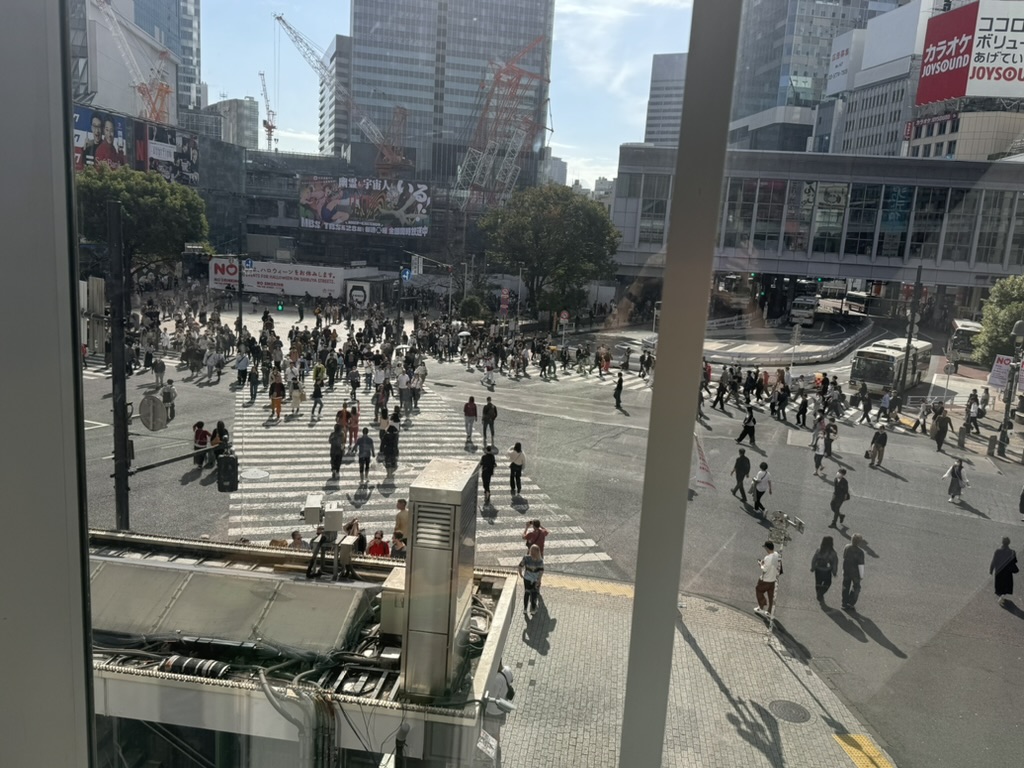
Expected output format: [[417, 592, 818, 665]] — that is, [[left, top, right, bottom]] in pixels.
[[817, 277, 823, 282], [277, 300, 284, 311], [750, 273, 757, 278]]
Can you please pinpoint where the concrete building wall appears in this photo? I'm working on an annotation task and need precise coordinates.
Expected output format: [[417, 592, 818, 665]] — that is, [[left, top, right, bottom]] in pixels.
[[644, 53, 687, 146]]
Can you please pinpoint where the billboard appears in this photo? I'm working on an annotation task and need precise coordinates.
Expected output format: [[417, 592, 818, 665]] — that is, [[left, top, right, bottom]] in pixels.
[[135, 122, 200, 186], [917, 0, 1024, 105], [299, 176, 431, 237], [73, 106, 129, 171], [209, 258, 345, 299], [825, 30, 864, 97]]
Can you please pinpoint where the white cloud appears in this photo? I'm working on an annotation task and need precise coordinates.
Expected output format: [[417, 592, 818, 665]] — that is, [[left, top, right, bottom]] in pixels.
[[274, 128, 319, 154], [560, 153, 620, 190]]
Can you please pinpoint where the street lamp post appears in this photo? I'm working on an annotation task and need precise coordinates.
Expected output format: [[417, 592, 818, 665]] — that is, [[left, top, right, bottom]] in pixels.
[[998, 319, 1024, 457], [516, 264, 523, 328]]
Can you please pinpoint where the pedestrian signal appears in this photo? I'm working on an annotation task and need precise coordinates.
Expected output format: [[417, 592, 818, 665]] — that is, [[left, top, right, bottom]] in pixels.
[[277, 301, 284, 311]]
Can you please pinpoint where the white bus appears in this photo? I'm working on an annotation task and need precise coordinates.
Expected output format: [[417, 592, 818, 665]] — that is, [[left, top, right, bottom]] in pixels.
[[949, 318, 983, 360], [789, 296, 818, 326], [849, 338, 933, 396]]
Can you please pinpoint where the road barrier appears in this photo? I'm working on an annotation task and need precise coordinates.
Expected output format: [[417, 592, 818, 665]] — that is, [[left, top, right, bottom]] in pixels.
[[704, 321, 875, 368]]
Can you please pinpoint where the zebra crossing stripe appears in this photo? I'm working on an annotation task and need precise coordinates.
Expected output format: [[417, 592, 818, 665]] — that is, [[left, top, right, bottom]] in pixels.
[[497, 552, 613, 566], [227, 380, 612, 565]]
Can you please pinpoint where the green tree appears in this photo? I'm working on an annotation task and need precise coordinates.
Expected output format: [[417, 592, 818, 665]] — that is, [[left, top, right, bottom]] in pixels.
[[976, 275, 1024, 364], [479, 184, 619, 314], [76, 165, 209, 279], [460, 295, 484, 320]]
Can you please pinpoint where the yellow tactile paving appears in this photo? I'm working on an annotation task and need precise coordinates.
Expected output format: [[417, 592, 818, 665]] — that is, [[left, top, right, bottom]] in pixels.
[[834, 733, 896, 768], [543, 573, 634, 597]]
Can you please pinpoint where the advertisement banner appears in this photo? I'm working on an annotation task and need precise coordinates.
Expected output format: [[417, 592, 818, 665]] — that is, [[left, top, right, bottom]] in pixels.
[[916, 1, 978, 105], [989, 354, 1013, 389], [73, 106, 129, 171], [208, 258, 344, 298], [968, 0, 1024, 98], [137, 124, 200, 186], [346, 281, 371, 311], [299, 176, 431, 237]]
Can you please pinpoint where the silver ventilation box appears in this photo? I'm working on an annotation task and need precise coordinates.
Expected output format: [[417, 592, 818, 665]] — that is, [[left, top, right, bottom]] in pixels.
[[401, 458, 479, 699]]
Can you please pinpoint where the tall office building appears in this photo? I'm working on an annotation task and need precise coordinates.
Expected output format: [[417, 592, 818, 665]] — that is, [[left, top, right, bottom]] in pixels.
[[729, 0, 899, 151], [349, 0, 554, 181], [203, 97, 259, 150], [644, 53, 687, 146], [319, 35, 353, 157], [178, 0, 202, 111]]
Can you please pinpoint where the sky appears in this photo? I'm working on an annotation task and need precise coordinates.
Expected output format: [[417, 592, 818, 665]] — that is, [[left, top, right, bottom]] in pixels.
[[202, 0, 693, 189]]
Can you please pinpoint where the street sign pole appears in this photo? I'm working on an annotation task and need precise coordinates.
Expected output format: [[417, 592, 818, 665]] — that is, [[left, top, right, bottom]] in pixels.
[[108, 200, 131, 531], [898, 265, 923, 400], [237, 254, 244, 333]]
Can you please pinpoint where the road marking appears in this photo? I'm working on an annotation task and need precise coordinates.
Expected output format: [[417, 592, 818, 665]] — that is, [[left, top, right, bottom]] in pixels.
[[478, 537, 596, 552], [83, 419, 108, 431], [833, 734, 895, 768]]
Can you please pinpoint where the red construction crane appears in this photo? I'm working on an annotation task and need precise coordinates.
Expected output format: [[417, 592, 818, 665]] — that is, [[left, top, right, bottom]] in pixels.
[[259, 71, 276, 150], [454, 36, 548, 209], [273, 13, 411, 176]]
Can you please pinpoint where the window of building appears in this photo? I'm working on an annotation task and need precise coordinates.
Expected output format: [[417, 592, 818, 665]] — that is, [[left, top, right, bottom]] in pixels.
[[783, 180, 815, 253], [914, 125, 923, 139], [922, 144, 931, 158], [934, 142, 943, 157], [843, 183, 881, 256], [639, 199, 667, 244], [944, 188, 981, 261], [951, 116, 961, 133], [752, 179, 787, 251], [722, 177, 757, 248], [909, 186, 948, 260], [976, 190, 1012, 264], [947, 139, 957, 156], [878, 184, 913, 260], [937, 121, 947, 135]]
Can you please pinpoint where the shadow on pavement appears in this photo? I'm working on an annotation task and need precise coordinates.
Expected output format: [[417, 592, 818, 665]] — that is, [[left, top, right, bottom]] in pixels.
[[179, 466, 202, 485], [521, 601, 554, 655], [954, 499, 989, 518], [873, 465, 908, 482], [848, 612, 908, 658], [821, 603, 867, 642], [677, 618, 785, 768]]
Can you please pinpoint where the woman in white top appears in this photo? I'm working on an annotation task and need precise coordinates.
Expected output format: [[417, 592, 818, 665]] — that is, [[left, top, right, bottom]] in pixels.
[[508, 442, 526, 496], [752, 461, 772, 516]]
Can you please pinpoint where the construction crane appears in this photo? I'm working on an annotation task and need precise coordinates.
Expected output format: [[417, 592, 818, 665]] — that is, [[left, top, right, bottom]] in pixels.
[[273, 13, 412, 176], [259, 71, 276, 150], [454, 36, 548, 209], [97, 0, 173, 123]]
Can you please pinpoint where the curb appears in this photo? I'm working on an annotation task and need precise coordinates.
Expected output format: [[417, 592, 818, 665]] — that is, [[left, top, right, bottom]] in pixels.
[[704, 321, 876, 368]]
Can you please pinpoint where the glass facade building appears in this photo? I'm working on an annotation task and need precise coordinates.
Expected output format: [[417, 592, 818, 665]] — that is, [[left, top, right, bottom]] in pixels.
[[349, 0, 553, 180]]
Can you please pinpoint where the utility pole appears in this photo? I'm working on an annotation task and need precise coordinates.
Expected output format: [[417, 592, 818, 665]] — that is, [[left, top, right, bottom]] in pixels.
[[898, 265, 923, 400], [108, 200, 132, 531], [236, 252, 244, 333]]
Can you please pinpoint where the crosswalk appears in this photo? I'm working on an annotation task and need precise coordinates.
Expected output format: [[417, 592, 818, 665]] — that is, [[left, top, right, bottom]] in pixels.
[[480, 363, 655, 396], [82, 355, 112, 380], [226, 378, 613, 568]]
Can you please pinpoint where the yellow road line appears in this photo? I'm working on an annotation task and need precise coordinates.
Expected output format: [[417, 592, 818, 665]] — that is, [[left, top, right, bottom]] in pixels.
[[834, 734, 896, 768]]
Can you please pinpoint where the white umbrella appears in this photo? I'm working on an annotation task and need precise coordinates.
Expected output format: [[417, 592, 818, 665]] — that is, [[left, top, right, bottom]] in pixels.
[[458, 330, 472, 338]]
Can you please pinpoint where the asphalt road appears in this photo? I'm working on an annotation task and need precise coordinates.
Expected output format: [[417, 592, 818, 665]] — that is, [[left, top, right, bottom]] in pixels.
[[81, 326, 1024, 768]]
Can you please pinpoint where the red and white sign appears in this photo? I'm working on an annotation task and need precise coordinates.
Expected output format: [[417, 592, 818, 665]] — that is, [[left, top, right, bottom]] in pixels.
[[208, 258, 345, 298], [559, 310, 570, 323], [917, 0, 1024, 106]]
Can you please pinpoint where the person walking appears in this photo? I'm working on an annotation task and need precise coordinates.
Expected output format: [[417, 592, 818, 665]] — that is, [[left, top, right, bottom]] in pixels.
[[311, 378, 324, 420], [754, 541, 782, 617], [481, 397, 497, 445], [932, 409, 953, 452], [730, 448, 751, 503], [614, 372, 624, 410], [192, 421, 211, 468], [752, 462, 772, 516], [152, 356, 166, 387], [795, 394, 809, 428], [866, 424, 887, 467], [841, 533, 866, 610], [354, 427, 375, 483], [812, 437, 827, 477], [943, 458, 969, 503], [518, 544, 544, 618], [736, 406, 757, 445], [508, 442, 525, 497], [858, 391, 873, 424], [829, 469, 850, 527], [810, 536, 839, 601], [967, 399, 981, 435], [989, 537, 1018, 607], [480, 445, 497, 504], [289, 376, 304, 417], [911, 400, 930, 434], [463, 396, 478, 443], [381, 421, 400, 480], [329, 424, 345, 479], [523, 519, 549, 555], [875, 390, 892, 423], [823, 418, 838, 458], [268, 373, 285, 421]]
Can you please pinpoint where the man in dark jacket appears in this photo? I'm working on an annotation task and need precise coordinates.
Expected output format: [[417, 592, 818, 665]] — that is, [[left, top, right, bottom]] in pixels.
[[830, 469, 850, 527], [868, 425, 888, 468], [730, 448, 751, 503]]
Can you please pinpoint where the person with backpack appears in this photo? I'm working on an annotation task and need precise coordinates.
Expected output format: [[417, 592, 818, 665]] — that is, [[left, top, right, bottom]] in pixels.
[[810, 536, 839, 601], [736, 406, 757, 445]]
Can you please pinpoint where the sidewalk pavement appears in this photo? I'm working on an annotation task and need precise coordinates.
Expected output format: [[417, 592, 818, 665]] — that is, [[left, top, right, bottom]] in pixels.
[[498, 574, 896, 768]]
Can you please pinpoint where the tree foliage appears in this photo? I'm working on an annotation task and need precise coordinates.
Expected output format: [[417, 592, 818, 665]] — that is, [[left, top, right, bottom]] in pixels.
[[479, 184, 620, 313], [76, 165, 209, 277], [460, 295, 484, 320], [976, 275, 1024, 364]]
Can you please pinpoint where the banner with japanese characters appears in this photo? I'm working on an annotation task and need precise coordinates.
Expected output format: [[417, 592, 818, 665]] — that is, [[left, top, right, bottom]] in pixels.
[[208, 258, 345, 299], [917, 0, 1024, 105], [298, 176, 431, 237]]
